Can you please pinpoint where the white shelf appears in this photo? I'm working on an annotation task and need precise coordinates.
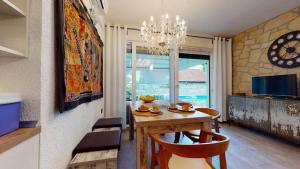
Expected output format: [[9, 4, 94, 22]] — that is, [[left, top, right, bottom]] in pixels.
[[0, 45, 25, 58], [0, 0, 25, 16]]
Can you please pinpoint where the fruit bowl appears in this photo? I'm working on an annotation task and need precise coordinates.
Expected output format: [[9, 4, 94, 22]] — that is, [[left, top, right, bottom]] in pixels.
[[140, 95, 155, 103]]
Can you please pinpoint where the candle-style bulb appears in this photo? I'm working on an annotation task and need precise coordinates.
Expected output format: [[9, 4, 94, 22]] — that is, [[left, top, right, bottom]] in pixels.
[[150, 16, 154, 21]]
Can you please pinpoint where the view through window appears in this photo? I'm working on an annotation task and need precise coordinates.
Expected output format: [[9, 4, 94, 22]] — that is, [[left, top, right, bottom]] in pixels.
[[178, 53, 210, 107]]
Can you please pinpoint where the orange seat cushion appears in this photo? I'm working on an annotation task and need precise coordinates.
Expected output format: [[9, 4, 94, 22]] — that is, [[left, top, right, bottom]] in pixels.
[[168, 154, 212, 169]]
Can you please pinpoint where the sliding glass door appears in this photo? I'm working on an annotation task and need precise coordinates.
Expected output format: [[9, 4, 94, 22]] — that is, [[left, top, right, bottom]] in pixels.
[[126, 42, 210, 107], [126, 42, 171, 102]]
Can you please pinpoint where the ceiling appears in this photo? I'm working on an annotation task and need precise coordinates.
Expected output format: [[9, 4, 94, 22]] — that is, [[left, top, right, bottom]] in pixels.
[[105, 0, 300, 37]]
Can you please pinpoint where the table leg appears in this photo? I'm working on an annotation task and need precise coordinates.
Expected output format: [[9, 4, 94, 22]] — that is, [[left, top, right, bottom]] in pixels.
[[136, 127, 148, 169], [142, 129, 148, 169], [129, 108, 134, 140], [136, 127, 142, 169], [202, 121, 211, 133]]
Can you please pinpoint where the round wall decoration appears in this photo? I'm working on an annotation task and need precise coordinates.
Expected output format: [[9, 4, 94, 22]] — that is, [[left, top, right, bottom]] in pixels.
[[268, 31, 300, 68]]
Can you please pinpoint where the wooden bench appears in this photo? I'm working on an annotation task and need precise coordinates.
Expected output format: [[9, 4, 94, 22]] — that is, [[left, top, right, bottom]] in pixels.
[[72, 130, 121, 157], [92, 117, 122, 131], [70, 119, 122, 169], [69, 149, 118, 169]]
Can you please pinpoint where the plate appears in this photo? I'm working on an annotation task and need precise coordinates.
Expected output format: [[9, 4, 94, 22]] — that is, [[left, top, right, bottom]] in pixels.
[[177, 102, 192, 107], [168, 106, 177, 110], [133, 111, 162, 116], [136, 109, 150, 112], [177, 107, 195, 112], [150, 109, 162, 114]]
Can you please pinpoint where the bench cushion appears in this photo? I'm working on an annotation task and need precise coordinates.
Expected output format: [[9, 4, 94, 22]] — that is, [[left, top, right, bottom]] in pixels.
[[93, 127, 120, 133], [92, 117, 122, 130], [72, 130, 121, 157]]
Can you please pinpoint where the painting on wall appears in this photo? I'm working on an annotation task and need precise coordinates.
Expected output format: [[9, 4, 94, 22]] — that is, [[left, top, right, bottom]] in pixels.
[[55, 0, 103, 112]]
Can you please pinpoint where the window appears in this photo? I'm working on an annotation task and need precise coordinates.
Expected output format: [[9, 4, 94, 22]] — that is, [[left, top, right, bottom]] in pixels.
[[178, 53, 210, 107]]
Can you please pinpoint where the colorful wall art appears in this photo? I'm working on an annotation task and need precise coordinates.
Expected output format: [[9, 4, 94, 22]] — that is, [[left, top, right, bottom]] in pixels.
[[56, 0, 103, 112]]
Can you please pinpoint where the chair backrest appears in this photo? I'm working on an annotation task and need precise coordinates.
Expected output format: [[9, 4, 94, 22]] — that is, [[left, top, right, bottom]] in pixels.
[[196, 108, 221, 133], [195, 108, 220, 120], [150, 131, 230, 169]]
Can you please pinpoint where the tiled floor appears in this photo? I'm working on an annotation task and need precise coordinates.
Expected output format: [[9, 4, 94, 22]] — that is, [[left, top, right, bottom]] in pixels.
[[118, 124, 300, 169]]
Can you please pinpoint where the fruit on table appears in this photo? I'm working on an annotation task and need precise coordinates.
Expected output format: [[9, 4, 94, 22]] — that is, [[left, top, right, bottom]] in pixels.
[[140, 95, 155, 102]]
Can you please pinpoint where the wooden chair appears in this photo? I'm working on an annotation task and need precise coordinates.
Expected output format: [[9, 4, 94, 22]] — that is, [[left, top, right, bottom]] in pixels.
[[175, 108, 221, 143], [150, 131, 229, 169]]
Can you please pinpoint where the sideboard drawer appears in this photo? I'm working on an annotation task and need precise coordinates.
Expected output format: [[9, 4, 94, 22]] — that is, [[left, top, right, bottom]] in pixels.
[[270, 100, 300, 142]]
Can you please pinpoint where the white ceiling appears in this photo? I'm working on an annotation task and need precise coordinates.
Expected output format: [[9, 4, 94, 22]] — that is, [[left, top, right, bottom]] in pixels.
[[105, 0, 300, 37]]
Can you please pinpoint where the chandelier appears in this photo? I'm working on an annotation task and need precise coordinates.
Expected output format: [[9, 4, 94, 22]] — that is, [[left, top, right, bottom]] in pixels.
[[140, 14, 187, 55]]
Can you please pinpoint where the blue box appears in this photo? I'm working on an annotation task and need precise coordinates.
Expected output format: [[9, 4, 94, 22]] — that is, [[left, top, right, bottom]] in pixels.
[[0, 100, 21, 136]]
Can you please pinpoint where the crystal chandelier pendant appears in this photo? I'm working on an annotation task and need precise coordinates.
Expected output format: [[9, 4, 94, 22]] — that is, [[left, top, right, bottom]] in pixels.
[[140, 14, 187, 55]]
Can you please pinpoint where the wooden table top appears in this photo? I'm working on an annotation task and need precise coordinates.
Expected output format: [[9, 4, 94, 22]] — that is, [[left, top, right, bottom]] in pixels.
[[130, 101, 212, 127]]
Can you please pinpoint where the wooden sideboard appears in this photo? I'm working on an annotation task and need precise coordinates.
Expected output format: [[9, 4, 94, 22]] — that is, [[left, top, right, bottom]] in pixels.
[[228, 95, 300, 143]]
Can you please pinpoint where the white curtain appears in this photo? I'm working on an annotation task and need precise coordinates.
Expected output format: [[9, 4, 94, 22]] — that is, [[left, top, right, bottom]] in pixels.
[[211, 37, 232, 121], [104, 25, 127, 127]]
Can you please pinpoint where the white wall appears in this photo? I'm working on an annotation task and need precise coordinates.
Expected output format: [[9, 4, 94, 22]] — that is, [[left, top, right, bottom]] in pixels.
[[0, 0, 41, 121], [40, 1, 104, 169], [0, 0, 104, 168], [0, 135, 39, 169], [182, 36, 213, 54]]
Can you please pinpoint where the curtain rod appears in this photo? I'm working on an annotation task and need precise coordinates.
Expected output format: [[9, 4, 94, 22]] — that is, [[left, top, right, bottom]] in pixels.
[[105, 25, 215, 40]]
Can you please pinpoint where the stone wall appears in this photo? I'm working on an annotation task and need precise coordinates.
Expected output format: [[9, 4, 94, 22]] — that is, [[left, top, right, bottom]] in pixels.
[[233, 7, 300, 95]]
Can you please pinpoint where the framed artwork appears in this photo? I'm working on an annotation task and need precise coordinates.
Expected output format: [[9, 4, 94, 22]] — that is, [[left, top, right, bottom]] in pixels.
[[55, 0, 104, 112]]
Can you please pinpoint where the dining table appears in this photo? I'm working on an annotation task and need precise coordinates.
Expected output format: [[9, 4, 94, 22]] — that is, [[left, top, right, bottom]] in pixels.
[[128, 101, 213, 169]]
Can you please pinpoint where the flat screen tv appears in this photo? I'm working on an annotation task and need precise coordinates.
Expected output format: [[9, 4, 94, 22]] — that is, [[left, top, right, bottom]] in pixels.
[[252, 74, 297, 96]]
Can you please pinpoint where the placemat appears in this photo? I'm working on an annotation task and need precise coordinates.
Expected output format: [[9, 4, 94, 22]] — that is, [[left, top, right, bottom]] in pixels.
[[133, 111, 162, 116], [168, 108, 195, 114]]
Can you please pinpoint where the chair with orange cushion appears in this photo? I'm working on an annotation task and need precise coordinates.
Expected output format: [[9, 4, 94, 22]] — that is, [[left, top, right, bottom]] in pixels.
[[150, 130, 230, 169], [174, 108, 221, 143]]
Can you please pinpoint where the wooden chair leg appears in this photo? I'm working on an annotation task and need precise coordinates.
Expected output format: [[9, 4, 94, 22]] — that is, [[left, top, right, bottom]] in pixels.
[[215, 120, 221, 133], [220, 153, 227, 169], [174, 132, 181, 143]]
